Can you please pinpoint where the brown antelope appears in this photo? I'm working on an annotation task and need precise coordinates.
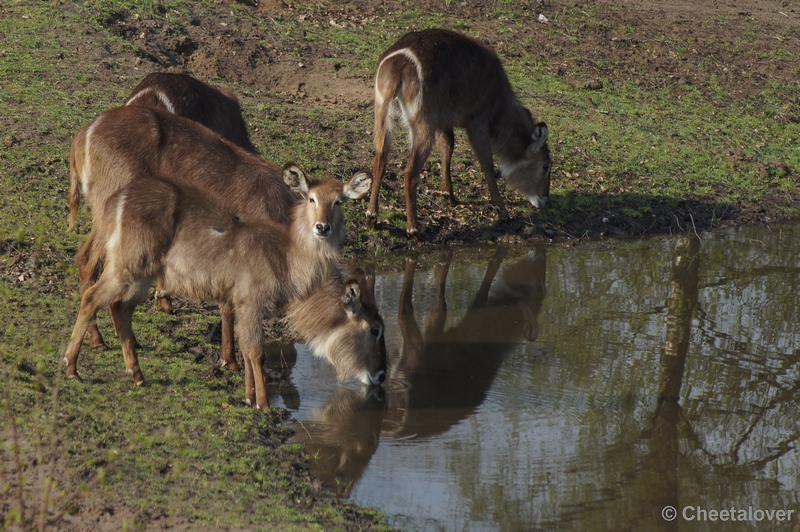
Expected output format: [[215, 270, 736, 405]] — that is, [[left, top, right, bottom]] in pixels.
[[63, 174, 387, 410], [68, 106, 292, 234], [367, 28, 552, 235], [125, 72, 257, 153], [68, 105, 371, 370]]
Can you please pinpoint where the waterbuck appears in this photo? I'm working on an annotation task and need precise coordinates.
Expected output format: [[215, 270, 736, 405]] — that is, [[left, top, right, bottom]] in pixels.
[[63, 174, 387, 410], [367, 28, 552, 235], [68, 105, 371, 369], [125, 72, 257, 153]]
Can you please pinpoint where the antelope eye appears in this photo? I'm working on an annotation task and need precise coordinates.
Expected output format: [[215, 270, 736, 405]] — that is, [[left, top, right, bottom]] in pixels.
[[543, 163, 551, 174], [370, 326, 381, 337], [308, 197, 316, 204]]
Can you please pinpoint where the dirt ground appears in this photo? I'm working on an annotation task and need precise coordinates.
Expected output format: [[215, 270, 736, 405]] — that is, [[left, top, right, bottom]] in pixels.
[[3, 0, 800, 529], [54, 0, 800, 251]]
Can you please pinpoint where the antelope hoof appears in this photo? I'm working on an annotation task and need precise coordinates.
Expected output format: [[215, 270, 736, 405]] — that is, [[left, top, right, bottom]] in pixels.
[[157, 297, 173, 314], [89, 339, 107, 350], [128, 368, 146, 386], [491, 205, 510, 221], [365, 211, 378, 228], [87, 328, 107, 350], [65, 368, 82, 381], [223, 360, 240, 372], [432, 190, 458, 206]]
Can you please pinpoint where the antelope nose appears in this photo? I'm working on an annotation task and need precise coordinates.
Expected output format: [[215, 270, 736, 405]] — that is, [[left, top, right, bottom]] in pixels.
[[315, 222, 331, 236], [369, 370, 386, 386], [528, 195, 548, 209]]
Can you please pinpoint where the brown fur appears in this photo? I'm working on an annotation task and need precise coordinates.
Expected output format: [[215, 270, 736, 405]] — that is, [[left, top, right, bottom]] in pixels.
[[126, 72, 257, 153], [367, 28, 553, 235], [285, 270, 386, 383], [68, 105, 291, 232], [68, 105, 371, 369], [63, 175, 386, 410]]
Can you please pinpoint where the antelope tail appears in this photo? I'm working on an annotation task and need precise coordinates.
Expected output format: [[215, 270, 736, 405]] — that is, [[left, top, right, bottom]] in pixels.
[[68, 150, 81, 231]]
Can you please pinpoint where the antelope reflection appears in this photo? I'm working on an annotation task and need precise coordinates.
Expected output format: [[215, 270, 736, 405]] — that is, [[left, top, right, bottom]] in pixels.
[[386, 246, 547, 439], [292, 385, 386, 497], [293, 247, 547, 495]]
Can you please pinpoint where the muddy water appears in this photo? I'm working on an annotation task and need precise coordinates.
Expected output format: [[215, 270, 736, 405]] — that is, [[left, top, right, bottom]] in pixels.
[[270, 225, 800, 531]]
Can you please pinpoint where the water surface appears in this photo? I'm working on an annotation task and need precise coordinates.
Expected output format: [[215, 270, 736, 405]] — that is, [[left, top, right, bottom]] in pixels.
[[270, 225, 800, 531]]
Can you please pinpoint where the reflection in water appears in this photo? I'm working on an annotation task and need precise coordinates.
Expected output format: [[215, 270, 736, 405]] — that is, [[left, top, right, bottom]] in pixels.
[[288, 247, 546, 496], [646, 233, 700, 531], [293, 385, 386, 497], [280, 225, 800, 531], [387, 247, 547, 439]]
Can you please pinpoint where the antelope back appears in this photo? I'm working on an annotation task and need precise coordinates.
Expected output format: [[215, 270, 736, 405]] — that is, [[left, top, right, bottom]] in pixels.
[[125, 72, 256, 153], [69, 105, 293, 229], [101, 174, 291, 305], [375, 28, 514, 129]]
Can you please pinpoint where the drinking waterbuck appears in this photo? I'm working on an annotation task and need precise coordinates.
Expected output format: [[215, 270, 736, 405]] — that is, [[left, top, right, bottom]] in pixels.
[[367, 28, 552, 235], [63, 174, 387, 410], [126, 72, 257, 153], [68, 105, 371, 369]]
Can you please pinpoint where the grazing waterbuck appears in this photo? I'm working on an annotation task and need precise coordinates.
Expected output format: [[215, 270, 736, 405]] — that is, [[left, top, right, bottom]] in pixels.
[[367, 28, 552, 235], [63, 175, 387, 410]]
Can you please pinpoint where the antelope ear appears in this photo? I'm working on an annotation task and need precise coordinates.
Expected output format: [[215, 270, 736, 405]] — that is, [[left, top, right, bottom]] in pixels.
[[528, 123, 548, 154], [343, 171, 373, 201], [341, 279, 363, 316], [283, 163, 310, 196]]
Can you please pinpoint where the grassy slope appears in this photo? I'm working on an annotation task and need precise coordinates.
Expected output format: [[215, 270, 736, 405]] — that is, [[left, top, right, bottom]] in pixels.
[[1, 0, 798, 529]]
